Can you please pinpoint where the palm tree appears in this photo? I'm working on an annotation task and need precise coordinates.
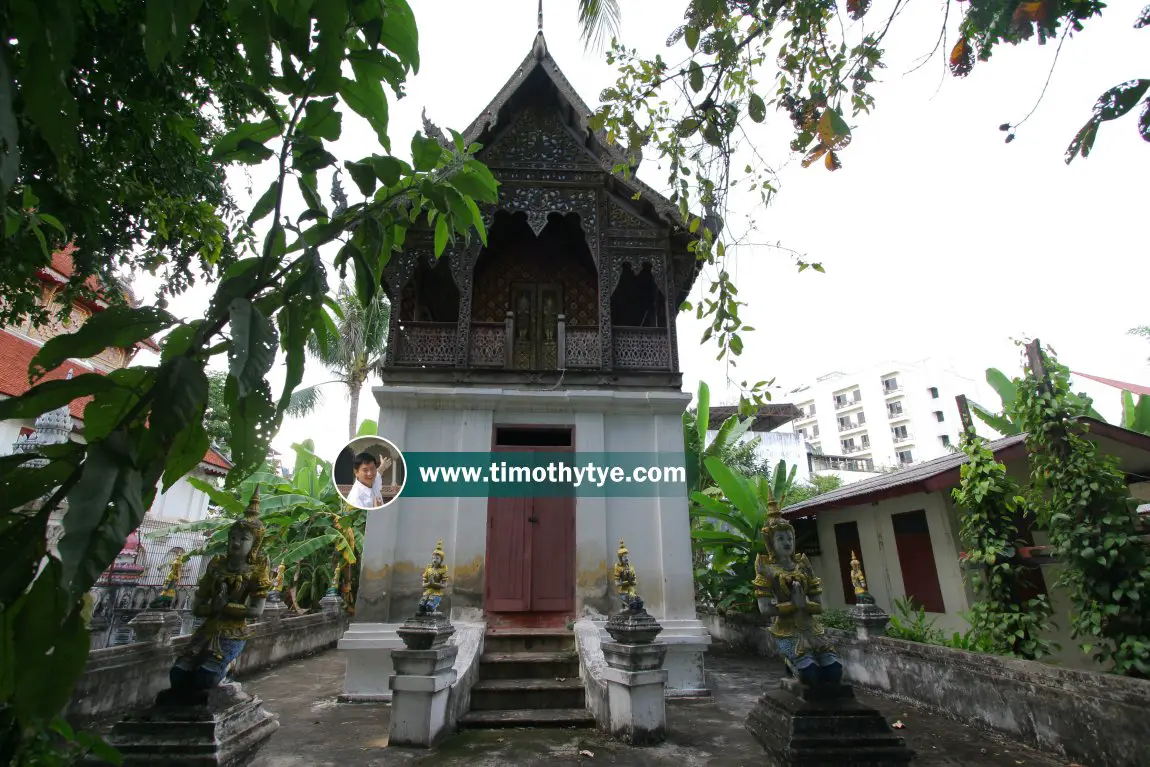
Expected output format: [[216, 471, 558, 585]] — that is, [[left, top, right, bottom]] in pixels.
[[576, 0, 622, 50], [286, 283, 390, 440]]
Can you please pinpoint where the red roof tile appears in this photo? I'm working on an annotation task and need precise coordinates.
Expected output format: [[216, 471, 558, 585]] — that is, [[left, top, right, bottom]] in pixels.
[[1, 330, 225, 470], [0, 330, 98, 419]]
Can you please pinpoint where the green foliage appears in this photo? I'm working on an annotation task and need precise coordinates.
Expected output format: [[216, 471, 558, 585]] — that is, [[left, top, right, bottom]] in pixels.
[[161, 440, 363, 613], [886, 597, 945, 645], [782, 473, 843, 508], [1, 0, 259, 329], [952, 429, 1053, 660], [971, 366, 1104, 437], [1011, 342, 1150, 677], [1121, 390, 1150, 436], [0, 2, 499, 758], [820, 607, 854, 631]]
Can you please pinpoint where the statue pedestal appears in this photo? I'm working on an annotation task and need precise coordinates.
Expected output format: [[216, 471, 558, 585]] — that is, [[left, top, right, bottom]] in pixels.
[[127, 609, 184, 646], [261, 593, 288, 624], [388, 645, 458, 747], [850, 601, 890, 640], [745, 679, 914, 766], [601, 642, 669, 745], [105, 683, 278, 766], [388, 612, 458, 747]]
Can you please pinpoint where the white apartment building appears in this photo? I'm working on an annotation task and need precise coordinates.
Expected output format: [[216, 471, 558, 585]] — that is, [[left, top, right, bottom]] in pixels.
[[790, 359, 983, 469]]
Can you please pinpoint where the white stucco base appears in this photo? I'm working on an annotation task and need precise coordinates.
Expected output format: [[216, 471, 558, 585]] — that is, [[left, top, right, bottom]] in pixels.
[[337, 622, 403, 702], [602, 666, 669, 744], [356, 386, 701, 622], [593, 617, 711, 697], [388, 647, 458, 748]]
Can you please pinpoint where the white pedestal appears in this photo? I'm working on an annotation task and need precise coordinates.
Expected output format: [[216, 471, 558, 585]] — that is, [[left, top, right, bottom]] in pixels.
[[388, 646, 458, 748], [602, 665, 668, 745], [594, 618, 711, 697], [338, 622, 404, 702]]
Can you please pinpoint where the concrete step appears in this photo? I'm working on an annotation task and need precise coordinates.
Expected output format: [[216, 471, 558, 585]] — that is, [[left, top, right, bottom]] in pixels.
[[483, 630, 575, 655], [458, 708, 595, 729], [469, 678, 586, 711], [478, 651, 580, 680]]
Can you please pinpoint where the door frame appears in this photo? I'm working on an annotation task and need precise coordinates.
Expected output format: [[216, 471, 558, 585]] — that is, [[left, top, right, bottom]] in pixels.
[[484, 423, 577, 614]]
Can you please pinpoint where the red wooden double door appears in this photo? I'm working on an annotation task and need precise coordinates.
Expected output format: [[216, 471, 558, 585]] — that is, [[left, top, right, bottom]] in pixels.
[[484, 430, 576, 614]]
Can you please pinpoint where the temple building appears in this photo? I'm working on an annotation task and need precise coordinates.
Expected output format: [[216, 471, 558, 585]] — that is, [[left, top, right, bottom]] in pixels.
[[0, 248, 233, 648], [341, 28, 711, 701]]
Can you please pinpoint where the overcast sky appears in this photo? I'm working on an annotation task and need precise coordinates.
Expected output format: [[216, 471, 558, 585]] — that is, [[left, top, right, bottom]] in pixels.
[[136, 0, 1150, 470]]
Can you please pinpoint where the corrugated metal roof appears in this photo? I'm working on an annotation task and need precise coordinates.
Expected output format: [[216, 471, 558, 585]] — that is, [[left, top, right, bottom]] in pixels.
[[783, 433, 1027, 516]]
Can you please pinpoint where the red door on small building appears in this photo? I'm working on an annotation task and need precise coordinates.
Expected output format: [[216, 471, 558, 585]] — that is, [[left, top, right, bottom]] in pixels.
[[485, 429, 576, 616]]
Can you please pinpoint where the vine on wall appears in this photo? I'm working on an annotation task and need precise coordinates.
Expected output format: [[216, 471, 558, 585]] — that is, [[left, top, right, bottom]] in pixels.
[[1011, 342, 1150, 677], [952, 430, 1053, 660]]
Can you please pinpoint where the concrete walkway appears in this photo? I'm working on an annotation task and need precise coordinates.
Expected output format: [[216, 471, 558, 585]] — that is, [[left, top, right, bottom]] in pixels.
[[240, 644, 1070, 767]]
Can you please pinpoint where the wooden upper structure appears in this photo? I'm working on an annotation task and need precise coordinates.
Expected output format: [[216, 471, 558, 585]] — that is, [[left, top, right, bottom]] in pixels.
[[379, 32, 701, 390]]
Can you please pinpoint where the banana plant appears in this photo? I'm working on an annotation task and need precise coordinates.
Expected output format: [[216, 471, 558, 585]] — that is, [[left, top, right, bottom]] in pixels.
[[149, 439, 365, 610], [689, 457, 798, 613], [1122, 390, 1150, 435], [971, 367, 1107, 437], [683, 380, 758, 494]]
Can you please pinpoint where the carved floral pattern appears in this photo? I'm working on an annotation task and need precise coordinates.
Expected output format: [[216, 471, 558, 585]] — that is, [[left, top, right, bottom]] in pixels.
[[468, 324, 505, 367], [565, 327, 599, 369], [394, 323, 455, 366], [483, 108, 598, 171], [613, 327, 671, 370]]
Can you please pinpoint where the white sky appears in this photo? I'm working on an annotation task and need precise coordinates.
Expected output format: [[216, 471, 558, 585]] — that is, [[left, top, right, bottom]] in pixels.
[[134, 0, 1150, 471]]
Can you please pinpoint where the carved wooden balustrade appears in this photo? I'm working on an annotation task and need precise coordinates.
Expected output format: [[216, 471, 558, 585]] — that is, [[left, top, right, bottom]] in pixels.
[[393, 317, 672, 372]]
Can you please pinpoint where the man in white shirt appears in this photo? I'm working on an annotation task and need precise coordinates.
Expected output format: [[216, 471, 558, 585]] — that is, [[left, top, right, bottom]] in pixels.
[[346, 452, 384, 509]]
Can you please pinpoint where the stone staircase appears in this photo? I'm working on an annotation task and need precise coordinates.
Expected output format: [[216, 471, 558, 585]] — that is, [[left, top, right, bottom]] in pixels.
[[458, 629, 595, 729]]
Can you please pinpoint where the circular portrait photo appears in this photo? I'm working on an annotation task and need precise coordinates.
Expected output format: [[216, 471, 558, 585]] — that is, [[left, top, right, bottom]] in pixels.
[[333, 436, 406, 510]]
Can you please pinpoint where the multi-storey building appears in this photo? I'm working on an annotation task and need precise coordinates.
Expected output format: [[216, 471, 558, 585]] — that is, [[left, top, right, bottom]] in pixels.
[[790, 359, 983, 469]]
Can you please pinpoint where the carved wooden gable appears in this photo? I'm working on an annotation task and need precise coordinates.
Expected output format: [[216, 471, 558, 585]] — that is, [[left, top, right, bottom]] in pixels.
[[481, 106, 599, 172]]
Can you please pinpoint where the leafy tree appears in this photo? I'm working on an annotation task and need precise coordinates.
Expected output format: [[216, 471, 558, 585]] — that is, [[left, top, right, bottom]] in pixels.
[[204, 371, 232, 454], [1131, 325, 1150, 364], [1012, 342, 1150, 677], [285, 283, 390, 440], [0, 2, 498, 759], [0, 0, 258, 329], [782, 473, 843, 508], [574, 0, 1147, 406]]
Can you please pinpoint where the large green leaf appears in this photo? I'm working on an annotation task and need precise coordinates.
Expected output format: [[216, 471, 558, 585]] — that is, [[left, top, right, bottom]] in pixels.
[[59, 431, 148, 597], [0, 373, 117, 421], [227, 298, 278, 398], [985, 368, 1018, 412], [970, 399, 1021, 436], [1122, 390, 1150, 436], [696, 380, 711, 447], [690, 529, 750, 548], [312, 0, 349, 95], [281, 533, 340, 565], [378, 0, 419, 73], [357, 419, 378, 436], [706, 414, 752, 459], [703, 457, 759, 517], [29, 306, 176, 381], [185, 476, 244, 516]]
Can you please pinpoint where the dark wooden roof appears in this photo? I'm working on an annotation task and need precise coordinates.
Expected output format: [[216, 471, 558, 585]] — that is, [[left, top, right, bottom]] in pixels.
[[782, 418, 1150, 518], [709, 404, 803, 432]]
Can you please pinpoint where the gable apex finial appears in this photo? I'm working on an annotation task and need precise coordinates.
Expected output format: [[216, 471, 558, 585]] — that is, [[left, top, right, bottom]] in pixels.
[[538, 0, 543, 31]]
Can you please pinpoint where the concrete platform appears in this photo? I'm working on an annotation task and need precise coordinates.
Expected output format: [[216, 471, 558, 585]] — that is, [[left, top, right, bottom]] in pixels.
[[232, 644, 1068, 767]]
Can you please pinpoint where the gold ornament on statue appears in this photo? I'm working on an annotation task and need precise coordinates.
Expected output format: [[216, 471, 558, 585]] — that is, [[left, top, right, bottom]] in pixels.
[[419, 540, 449, 614]]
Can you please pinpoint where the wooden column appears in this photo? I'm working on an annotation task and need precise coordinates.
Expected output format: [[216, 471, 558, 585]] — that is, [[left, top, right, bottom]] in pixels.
[[504, 311, 515, 369], [557, 314, 567, 370]]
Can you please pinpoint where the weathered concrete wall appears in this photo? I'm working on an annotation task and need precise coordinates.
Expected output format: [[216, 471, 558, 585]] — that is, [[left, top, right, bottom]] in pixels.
[[705, 613, 1150, 767], [840, 636, 1150, 767], [68, 612, 343, 723], [444, 621, 485, 731], [575, 619, 610, 729]]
